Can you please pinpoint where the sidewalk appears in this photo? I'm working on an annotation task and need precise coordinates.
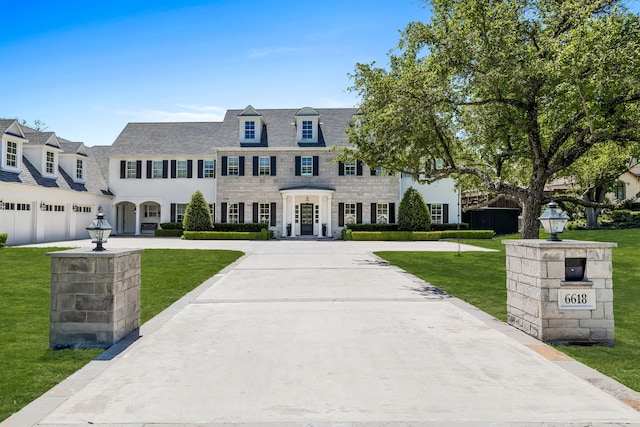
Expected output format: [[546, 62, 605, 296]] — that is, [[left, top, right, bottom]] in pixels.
[[5, 238, 640, 426]]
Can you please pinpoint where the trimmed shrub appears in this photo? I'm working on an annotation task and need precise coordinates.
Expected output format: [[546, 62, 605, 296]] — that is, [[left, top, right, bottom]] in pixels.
[[348, 230, 493, 241], [342, 229, 353, 240], [440, 230, 494, 239], [160, 222, 184, 230], [183, 190, 214, 231], [345, 223, 399, 231], [154, 229, 183, 237], [431, 223, 469, 231], [0, 233, 7, 248], [398, 187, 431, 231], [183, 230, 271, 240], [212, 222, 268, 232]]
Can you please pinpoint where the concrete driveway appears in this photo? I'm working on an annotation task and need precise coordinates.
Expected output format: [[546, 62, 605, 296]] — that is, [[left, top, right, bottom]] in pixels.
[[5, 238, 640, 426]]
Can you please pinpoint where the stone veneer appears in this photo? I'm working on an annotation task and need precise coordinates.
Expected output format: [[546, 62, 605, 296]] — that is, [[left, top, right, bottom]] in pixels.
[[503, 239, 617, 345], [49, 248, 143, 349]]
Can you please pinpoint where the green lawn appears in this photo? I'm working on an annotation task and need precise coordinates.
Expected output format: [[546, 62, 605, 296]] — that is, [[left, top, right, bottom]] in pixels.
[[376, 228, 640, 392], [0, 248, 243, 422]]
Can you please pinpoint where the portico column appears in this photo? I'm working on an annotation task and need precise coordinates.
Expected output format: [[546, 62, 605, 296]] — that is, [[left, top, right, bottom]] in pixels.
[[134, 203, 141, 236], [327, 195, 332, 238], [290, 195, 296, 237], [317, 195, 323, 237], [281, 194, 288, 237]]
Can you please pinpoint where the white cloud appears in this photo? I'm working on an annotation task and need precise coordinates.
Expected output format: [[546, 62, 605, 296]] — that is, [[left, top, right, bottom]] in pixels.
[[114, 106, 226, 122]]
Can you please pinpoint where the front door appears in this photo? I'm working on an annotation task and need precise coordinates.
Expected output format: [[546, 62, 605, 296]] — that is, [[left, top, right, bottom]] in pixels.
[[300, 203, 314, 235]]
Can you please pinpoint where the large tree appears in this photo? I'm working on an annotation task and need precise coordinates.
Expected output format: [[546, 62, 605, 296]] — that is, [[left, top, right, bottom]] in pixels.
[[346, 0, 640, 238]]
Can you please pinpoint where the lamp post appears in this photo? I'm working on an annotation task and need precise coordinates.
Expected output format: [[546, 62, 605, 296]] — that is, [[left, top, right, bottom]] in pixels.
[[86, 207, 112, 251], [538, 201, 570, 241]]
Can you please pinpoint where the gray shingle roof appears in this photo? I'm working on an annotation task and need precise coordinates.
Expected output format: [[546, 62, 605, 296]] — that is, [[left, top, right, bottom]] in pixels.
[[109, 122, 221, 157], [0, 119, 16, 133], [23, 130, 59, 147]]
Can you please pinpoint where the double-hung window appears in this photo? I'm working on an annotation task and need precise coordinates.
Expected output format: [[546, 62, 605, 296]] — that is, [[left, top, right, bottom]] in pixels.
[[301, 156, 313, 176], [227, 203, 239, 223], [46, 151, 55, 174], [152, 161, 163, 178], [76, 159, 84, 180], [126, 161, 137, 178], [302, 120, 313, 140], [259, 203, 270, 224], [377, 203, 389, 224], [344, 161, 356, 176], [204, 160, 215, 178], [259, 156, 270, 176], [176, 204, 187, 222], [227, 156, 239, 176], [245, 121, 255, 140], [430, 203, 443, 224], [6, 141, 17, 167], [344, 203, 356, 224], [177, 160, 188, 178]]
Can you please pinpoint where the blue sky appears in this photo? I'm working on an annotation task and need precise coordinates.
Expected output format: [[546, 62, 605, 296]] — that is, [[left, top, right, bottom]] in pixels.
[[2, 1, 639, 146], [1, 0, 429, 146]]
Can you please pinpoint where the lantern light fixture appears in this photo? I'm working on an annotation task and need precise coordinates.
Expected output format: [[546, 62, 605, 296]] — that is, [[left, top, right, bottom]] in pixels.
[[538, 201, 570, 242], [86, 207, 112, 251]]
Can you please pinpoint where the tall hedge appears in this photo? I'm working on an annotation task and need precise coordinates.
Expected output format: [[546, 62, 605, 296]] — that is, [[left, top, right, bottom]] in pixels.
[[182, 190, 214, 231], [398, 187, 431, 231]]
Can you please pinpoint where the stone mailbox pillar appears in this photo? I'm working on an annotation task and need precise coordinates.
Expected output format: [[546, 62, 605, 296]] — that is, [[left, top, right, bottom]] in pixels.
[[503, 240, 616, 345], [48, 248, 143, 349]]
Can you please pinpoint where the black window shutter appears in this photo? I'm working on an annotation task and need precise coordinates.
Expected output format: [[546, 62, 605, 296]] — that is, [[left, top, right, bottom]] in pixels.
[[213, 160, 216, 178], [371, 203, 377, 224], [120, 160, 126, 179], [239, 202, 245, 223], [427, 204, 432, 219], [253, 202, 259, 222], [212, 204, 216, 222], [443, 204, 449, 223], [356, 203, 363, 224], [295, 156, 301, 176], [270, 202, 276, 226], [357, 161, 363, 176], [338, 162, 344, 176], [135, 161, 142, 179], [338, 203, 345, 226], [270, 156, 276, 176], [239, 157, 245, 176], [389, 203, 396, 223], [198, 160, 204, 178], [146, 160, 152, 178], [170, 203, 176, 222], [187, 160, 193, 178], [253, 156, 259, 176], [221, 156, 228, 176], [163, 160, 169, 178], [171, 160, 177, 178], [312, 156, 319, 176], [221, 203, 227, 223]]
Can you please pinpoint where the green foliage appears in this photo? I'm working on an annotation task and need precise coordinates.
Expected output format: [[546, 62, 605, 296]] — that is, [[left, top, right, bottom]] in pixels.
[[154, 229, 183, 237], [440, 230, 494, 239], [212, 222, 268, 232], [348, 230, 493, 241], [430, 223, 469, 231], [346, 223, 399, 231], [346, 0, 640, 239], [342, 229, 353, 240], [0, 234, 7, 248], [398, 187, 431, 231], [160, 222, 184, 230], [182, 190, 213, 231], [183, 230, 271, 240]]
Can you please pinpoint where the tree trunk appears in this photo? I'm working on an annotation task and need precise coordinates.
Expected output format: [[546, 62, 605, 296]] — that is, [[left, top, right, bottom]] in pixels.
[[520, 199, 542, 239], [585, 207, 601, 229], [584, 184, 607, 229]]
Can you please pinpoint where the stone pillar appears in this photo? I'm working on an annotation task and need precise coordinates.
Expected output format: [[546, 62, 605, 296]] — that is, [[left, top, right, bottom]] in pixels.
[[503, 240, 616, 345], [49, 248, 143, 349]]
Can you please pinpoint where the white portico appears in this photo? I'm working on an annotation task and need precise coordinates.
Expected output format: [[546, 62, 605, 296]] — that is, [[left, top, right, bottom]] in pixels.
[[281, 187, 334, 238]]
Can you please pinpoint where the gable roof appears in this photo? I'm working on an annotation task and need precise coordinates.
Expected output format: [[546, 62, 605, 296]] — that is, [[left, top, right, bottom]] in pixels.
[[0, 119, 27, 139], [109, 122, 221, 157]]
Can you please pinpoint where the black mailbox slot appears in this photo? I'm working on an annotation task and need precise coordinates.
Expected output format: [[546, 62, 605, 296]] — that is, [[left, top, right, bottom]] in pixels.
[[565, 258, 586, 281]]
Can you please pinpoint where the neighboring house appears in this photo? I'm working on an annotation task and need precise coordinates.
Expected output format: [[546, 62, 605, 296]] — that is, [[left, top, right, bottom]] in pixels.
[[1, 107, 461, 244], [0, 119, 113, 245]]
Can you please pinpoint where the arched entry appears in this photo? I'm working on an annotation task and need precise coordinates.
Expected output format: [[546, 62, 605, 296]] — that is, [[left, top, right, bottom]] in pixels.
[[280, 187, 334, 238], [139, 201, 161, 234], [115, 202, 136, 235]]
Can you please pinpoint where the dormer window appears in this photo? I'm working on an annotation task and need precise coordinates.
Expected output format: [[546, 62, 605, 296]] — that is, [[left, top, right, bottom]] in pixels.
[[6, 141, 17, 167], [245, 121, 256, 140], [76, 159, 84, 180], [295, 107, 320, 144], [46, 151, 55, 174], [238, 105, 264, 144]]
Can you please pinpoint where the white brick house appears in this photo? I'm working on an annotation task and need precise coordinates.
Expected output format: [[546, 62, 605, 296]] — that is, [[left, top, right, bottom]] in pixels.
[[0, 107, 461, 244]]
